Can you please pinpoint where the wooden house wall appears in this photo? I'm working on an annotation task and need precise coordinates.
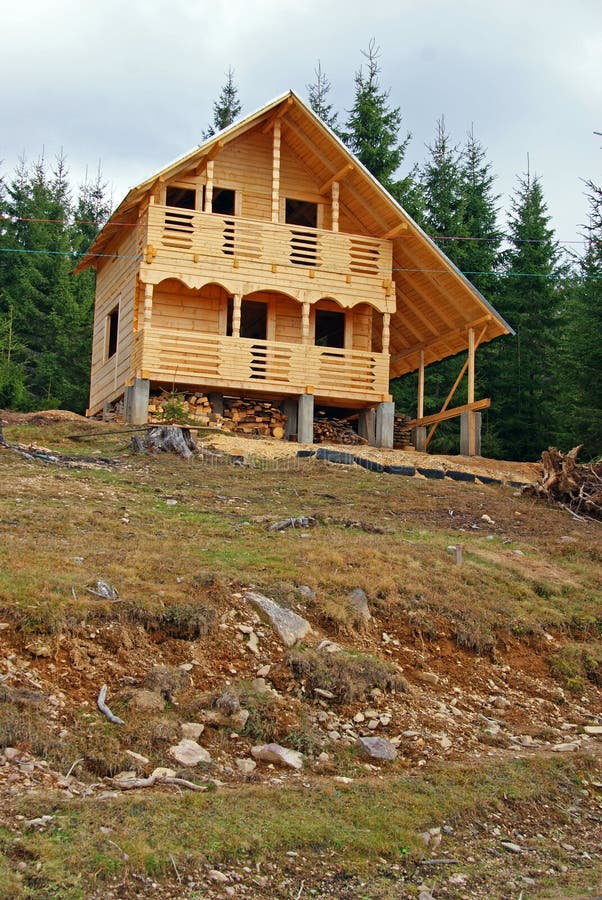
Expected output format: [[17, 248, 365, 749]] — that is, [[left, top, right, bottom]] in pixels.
[[88, 225, 141, 414], [152, 279, 225, 334]]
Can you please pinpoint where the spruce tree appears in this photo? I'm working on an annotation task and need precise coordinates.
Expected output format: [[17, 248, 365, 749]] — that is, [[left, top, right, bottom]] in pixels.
[[421, 117, 465, 261], [203, 68, 242, 139], [307, 62, 339, 133], [494, 171, 564, 460], [559, 179, 602, 457], [343, 40, 411, 195]]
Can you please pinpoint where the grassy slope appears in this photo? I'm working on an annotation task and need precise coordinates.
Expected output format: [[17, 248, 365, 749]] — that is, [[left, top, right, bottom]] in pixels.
[[0, 420, 601, 898]]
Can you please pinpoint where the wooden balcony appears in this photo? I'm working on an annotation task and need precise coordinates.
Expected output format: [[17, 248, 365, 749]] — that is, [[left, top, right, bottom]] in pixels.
[[142, 205, 393, 309], [136, 325, 390, 404]]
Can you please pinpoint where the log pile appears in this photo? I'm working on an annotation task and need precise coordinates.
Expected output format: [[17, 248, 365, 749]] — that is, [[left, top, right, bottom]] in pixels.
[[313, 414, 367, 445], [147, 392, 287, 439], [394, 413, 413, 449], [525, 446, 602, 520], [221, 399, 287, 440]]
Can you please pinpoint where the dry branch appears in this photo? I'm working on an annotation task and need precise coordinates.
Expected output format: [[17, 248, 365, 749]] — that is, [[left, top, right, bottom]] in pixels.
[[525, 446, 602, 520], [97, 684, 125, 725]]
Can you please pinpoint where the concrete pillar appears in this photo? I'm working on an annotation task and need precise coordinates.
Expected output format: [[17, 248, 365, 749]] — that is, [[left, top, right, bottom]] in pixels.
[[124, 378, 150, 425], [358, 408, 376, 446], [412, 426, 427, 452], [208, 392, 224, 416], [281, 397, 298, 439], [460, 411, 482, 456], [375, 401, 394, 449], [297, 394, 314, 444]]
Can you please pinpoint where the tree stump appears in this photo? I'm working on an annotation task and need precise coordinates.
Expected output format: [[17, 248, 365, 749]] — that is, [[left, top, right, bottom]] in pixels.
[[131, 426, 198, 459]]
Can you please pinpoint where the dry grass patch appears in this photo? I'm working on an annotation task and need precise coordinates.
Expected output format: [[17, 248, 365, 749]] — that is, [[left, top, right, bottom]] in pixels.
[[287, 646, 409, 703]]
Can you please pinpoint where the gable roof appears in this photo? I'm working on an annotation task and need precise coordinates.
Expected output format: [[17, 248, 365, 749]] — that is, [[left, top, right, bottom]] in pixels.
[[76, 90, 513, 377]]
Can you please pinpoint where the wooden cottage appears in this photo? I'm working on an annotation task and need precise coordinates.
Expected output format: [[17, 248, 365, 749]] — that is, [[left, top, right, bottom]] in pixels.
[[76, 91, 512, 451]]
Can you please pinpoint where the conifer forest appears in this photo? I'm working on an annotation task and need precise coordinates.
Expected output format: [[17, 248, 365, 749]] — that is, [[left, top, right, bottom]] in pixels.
[[1, 46, 600, 461]]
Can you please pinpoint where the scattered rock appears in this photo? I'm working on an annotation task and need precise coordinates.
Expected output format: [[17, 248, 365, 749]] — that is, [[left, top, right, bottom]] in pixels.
[[251, 743, 304, 770], [151, 767, 176, 779], [356, 736, 398, 761], [235, 758, 257, 775], [347, 587, 371, 622], [583, 725, 602, 736], [244, 591, 312, 647], [181, 722, 205, 740], [127, 690, 165, 712], [125, 750, 150, 765], [417, 672, 440, 685], [551, 741, 580, 752], [168, 739, 212, 767], [501, 841, 523, 853], [201, 709, 249, 730]]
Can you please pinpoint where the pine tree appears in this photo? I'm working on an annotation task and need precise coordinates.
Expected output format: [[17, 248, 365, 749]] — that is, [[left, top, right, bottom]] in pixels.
[[343, 40, 411, 194], [559, 179, 602, 457], [307, 61, 339, 133], [493, 171, 564, 460], [421, 117, 466, 260], [203, 68, 242, 139]]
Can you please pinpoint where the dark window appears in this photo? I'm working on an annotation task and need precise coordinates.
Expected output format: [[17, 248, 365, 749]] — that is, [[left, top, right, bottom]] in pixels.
[[285, 198, 318, 228], [107, 306, 119, 359], [165, 186, 196, 209], [213, 187, 236, 215], [315, 309, 345, 349], [240, 300, 267, 340]]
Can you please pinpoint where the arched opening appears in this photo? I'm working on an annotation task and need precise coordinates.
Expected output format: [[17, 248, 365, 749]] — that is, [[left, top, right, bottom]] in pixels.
[[242, 289, 302, 343], [153, 279, 230, 335]]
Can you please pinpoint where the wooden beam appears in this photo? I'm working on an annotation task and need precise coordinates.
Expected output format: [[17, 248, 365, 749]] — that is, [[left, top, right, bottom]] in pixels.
[[382, 222, 408, 239], [417, 349, 425, 420], [331, 181, 340, 233], [407, 398, 490, 429], [271, 120, 281, 223], [194, 140, 224, 174], [261, 96, 293, 134], [423, 324, 487, 448], [319, 163, 354, 195], [467, 326, 476, 455], [391, 315, 492, 363]]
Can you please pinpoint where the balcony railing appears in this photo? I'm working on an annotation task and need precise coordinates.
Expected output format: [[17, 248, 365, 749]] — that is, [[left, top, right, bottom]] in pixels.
[[144, 205, 393, 295], [139, 325, 390, 401]]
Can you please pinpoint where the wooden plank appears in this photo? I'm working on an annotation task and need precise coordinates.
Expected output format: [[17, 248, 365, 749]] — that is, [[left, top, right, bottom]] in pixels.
[[407, 398, 491, 429], [319, 163, 354, 195]]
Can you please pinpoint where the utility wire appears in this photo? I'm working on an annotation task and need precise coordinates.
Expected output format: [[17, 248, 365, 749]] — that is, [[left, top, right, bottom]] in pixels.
[[0, 245, 599, 279]]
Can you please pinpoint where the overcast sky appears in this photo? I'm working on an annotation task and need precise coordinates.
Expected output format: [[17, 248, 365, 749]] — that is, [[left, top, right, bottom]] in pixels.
[[1, 0, 600, 251]]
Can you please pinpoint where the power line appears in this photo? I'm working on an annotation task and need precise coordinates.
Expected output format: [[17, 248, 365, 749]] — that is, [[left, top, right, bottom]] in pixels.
[[0, 245, 600, 279]]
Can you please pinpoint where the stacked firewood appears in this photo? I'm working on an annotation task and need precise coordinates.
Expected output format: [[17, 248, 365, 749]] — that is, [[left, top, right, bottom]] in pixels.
[[148, 392, 213, 425], [222, 399, 287, 439], [394, 413, 413, 449], [313, 414, 367, 445], [525, 446, 602, 520]]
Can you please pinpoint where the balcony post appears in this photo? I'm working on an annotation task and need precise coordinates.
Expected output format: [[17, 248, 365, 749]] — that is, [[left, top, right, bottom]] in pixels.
[[204, 161, 214, 212], [271, 120, 281, 223], [301, 301, 310, 344], [331, 182, 339, 233], [382, 312, 390, 354], [232, 293, 241, 338], [143, 283, 153, 329]]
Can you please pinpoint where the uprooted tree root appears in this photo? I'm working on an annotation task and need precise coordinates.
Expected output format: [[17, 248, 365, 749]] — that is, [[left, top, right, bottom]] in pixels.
[[525, 446, 602, 520]]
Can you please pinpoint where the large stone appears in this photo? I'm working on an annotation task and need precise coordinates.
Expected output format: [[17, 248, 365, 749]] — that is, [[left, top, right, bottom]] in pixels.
[[127, 690, 165, 712], [201, 709, 250, 731], [347, 588, 371, 622], [356, 736, 398, 761], [244, 591, 311, 647], [168, 739, 212, 767], [251, 743, 304, 770]]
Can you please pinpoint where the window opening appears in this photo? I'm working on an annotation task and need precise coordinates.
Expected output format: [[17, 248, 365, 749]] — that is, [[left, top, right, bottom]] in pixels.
[[240, 300, 267, 340], [165, 187, 196, 209], [213, 187, 236, 216], [106, 306, 119, 359], [285, 198, 317, 228], [315, 309, 345, 349]]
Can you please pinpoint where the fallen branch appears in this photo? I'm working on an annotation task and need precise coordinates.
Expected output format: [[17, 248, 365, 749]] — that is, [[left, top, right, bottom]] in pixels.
[[268, 516, 316, 531], [108, 773, 207, 792], [97, 684, 125, 725]]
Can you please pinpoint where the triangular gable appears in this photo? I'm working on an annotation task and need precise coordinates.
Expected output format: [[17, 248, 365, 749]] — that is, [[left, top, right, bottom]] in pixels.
[[75, 90, 513, 377]]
